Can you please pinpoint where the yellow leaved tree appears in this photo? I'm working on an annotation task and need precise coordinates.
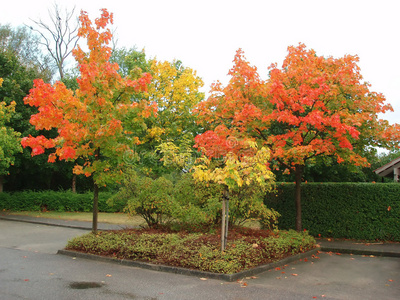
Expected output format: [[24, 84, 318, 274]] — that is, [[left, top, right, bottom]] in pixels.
[[192, 140, 276, 251]]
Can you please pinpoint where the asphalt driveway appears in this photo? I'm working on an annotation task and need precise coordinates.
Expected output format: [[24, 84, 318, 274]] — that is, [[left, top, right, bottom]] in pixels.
[[0, 219, 399, 299]]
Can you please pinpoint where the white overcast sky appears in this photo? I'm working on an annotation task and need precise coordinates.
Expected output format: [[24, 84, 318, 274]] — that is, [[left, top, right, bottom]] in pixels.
[[1, 0, 400, 125]]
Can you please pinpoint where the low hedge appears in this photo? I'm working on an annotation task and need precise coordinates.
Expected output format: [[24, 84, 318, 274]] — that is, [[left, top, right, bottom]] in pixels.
[[0, 190, 123, 212], [265, 183, 400, 241]]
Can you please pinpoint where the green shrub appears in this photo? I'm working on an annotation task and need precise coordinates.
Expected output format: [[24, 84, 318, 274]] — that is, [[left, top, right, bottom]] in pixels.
[[0, 190, 121, 212], [265, 183, 400, 241], [109, 170, 179, 227], [173, 174, 279, 231], [173, 174, 221, 228]]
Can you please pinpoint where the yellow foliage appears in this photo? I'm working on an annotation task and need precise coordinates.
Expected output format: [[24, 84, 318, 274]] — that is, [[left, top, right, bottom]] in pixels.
[[192, 144, 274, 192], [144, 60, 204, 139]]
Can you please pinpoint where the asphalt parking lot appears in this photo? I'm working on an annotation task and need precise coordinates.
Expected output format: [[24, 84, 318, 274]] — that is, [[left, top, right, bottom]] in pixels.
[[0, 218, 399, 300]]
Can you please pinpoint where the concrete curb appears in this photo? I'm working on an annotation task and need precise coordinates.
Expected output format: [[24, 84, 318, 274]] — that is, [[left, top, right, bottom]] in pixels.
[[58, 247, 321, 282], [0, 215, 132, 231], [0, 215, 91, 230], [319, 246, 400, 258]]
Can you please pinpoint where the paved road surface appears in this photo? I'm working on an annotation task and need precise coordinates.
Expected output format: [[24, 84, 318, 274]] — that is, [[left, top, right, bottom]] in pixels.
[[0, 219, 399, 299]]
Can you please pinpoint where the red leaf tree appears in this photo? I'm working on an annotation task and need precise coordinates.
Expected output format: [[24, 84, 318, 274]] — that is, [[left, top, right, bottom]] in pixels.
[[21, 9, 155, 232], [195, 44, 400, 231]]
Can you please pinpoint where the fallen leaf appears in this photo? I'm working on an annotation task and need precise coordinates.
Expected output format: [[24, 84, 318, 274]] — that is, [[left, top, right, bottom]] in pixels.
[[106, 274, 112, 277], [24, 279, 29, 282], [370, 255, 375, 258], [250, 276, 257, 279], [291, 273, 298, 276], [335, 253, 342, 256], [388, 279, 393, 282], [275, 267, 281, 271], [200, 278, 207, 281]]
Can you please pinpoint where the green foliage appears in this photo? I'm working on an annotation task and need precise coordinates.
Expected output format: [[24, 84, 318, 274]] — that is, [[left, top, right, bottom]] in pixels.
[[265, 183, 400, 241], [0, 190, 121, 212], [228, 183, 280, 229], [109, 171, 279, 231], [0, 100, 22, 176], [111, 47, 151, 77], [0, 24, 54, 81], [173, 173, 222, 229], [109, 170, 178, 227], [66, 228, 316, 274], [0, 38, 74, 191]]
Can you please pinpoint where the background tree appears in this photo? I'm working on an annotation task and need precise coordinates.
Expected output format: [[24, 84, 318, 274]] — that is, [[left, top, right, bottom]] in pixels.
[[28, 3, 79, 81], [0, 78, 22, 192], [195, 44, 400, 231], [0, 24, 54, 81], [0, 36, 70, 191], [21, 9, 154, 233], [111, 47, 150, 78], [111, 47, 204, 177]]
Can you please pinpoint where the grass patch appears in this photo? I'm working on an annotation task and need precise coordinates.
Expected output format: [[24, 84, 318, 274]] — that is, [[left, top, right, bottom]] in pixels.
[[7, 211, 145, 227], [66, 227, 316, 274]]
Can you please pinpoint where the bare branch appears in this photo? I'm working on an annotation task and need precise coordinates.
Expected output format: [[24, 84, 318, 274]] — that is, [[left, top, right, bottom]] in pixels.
[[26, 3, 80, 80]]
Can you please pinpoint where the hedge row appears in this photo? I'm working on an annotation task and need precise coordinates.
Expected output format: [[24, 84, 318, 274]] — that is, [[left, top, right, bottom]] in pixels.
[[265, 183, 400, 241], [0, 191, 124, 213]]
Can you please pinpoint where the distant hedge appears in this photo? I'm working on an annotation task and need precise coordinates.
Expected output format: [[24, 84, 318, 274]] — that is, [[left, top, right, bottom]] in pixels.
[[265, 183, 400, 241], [0, 191, 124, 213]]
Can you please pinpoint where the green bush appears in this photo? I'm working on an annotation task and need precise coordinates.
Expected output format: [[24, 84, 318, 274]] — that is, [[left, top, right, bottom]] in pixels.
[[265, 183, 400, 241], [173, 174, 279, 230], [108, 171, 279, 231], [109, 171, 178, 227], [0, 190, 122, 212]]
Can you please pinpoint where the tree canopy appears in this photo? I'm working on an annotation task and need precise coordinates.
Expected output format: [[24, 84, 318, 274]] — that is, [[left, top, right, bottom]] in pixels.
[[21, 9, 155, 232], [194, 44, 400, 230]]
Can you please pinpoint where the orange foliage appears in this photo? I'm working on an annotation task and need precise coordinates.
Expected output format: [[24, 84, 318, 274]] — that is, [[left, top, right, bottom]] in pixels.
[[195, 44, 400, 171], [21, 9, 154, 183]]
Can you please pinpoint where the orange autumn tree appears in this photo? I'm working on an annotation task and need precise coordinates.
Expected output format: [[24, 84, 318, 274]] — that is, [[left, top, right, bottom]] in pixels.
[[195, 44, 400, 231], [21, 9, 155, 233]]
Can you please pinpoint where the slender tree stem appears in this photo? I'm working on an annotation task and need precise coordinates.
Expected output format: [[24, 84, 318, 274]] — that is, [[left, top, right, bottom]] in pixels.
[[295, 165, 304, 232]]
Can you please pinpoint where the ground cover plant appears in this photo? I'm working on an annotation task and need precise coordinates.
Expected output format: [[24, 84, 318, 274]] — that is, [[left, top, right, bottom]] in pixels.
[[66, 226, 316, 274]]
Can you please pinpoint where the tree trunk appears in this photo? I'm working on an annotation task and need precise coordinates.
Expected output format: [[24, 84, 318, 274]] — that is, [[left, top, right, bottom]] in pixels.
[[294, 165, 304, 232], [92, 180, 99, 234], [221, 196, 226, 252], [220, 188, 230, 252], [0, 175, 3, 193], [225, 197, 229, 245], [72, 174, 76, 193], [92, 148, 100, 234]]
